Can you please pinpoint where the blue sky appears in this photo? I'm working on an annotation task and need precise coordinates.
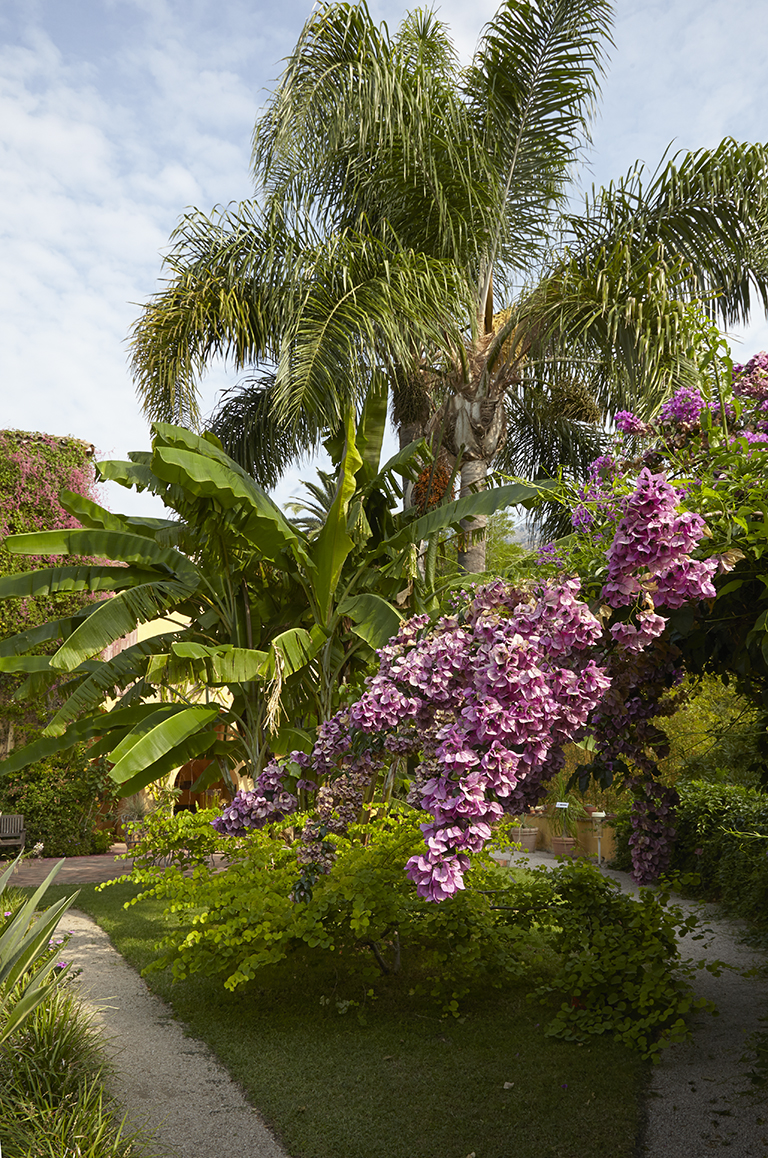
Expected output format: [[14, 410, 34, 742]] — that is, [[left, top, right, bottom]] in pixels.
[[2, 0, 767, 517]]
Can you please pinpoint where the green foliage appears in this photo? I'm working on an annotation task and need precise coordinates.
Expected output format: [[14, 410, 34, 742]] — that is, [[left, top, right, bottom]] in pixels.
[[0, 430, 101, 753], [35, 881, 647, 1158], [125, 806, 223, 874], [115, 812, 538, 1009], [0, 860, 78, 1045], [112, 813, 710, 1057], [611, 779, 768, 929], [484, 508, 529, 574], [0, 409, 538, 797], [0, 986, 152, 1157], [0, 747, 119, 858], [535, 860, 716, 1061], [659, 675, 763, 786]]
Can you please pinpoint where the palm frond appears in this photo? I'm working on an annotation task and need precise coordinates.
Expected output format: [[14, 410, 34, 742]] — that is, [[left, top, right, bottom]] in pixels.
[[208, 372, 324, 488], [465, 0, 613, 297]]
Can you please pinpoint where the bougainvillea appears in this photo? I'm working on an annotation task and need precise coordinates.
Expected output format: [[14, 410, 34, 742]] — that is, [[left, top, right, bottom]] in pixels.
[[210, 355, 768, 896], [213, 452, 719, 896], [0, 430, 102, 748]]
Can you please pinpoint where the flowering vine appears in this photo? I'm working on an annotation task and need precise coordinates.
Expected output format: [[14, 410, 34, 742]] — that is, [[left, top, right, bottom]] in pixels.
[[213, 355, 768, 897]]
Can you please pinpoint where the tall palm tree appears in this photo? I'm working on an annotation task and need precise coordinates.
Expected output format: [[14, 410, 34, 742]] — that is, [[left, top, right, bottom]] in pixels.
[[131, 0, 768, 571]]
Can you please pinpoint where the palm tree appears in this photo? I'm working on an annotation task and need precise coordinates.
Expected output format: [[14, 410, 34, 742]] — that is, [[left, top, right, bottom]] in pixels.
[[131, 0, 768, 572]]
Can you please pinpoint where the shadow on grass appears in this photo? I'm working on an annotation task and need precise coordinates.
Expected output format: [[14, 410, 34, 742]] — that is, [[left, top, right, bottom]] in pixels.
[[39, 881, 648, 1158]]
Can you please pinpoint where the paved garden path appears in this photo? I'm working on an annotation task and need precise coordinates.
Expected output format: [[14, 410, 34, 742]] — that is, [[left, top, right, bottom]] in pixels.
[[13, 846, 768, 1156]]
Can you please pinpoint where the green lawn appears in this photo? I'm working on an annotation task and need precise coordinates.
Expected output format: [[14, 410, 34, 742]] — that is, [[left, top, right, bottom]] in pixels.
[[40, 881, 647, 1158]]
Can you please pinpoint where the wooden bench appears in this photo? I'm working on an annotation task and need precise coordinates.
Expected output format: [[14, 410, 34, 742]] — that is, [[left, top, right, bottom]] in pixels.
[[0, 814, 26, 853]]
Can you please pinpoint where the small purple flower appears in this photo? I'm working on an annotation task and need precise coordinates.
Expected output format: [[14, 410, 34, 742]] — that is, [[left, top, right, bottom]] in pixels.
[[614, 410, 648, 435]]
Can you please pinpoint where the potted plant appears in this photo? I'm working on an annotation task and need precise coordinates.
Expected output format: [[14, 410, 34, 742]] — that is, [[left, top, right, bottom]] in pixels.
[[117, 794, 151, 850], [510, 814, 539, 853], [545, 772, 587, 857]]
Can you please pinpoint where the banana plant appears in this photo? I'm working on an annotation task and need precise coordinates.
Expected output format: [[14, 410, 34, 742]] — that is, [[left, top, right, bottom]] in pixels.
[[0, 382, 539, 795]]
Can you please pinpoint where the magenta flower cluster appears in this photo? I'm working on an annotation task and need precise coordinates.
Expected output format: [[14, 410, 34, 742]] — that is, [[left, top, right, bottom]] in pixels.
[[658, 387, 705, 430], [211, 758, 300, 836], [344, 577, 611, 901], [614, 411, 649, 435], [602, 469, 717, 613]]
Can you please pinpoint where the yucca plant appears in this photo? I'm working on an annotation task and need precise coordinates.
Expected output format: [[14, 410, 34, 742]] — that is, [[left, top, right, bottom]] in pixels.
[[0, 856, 77, 1046]]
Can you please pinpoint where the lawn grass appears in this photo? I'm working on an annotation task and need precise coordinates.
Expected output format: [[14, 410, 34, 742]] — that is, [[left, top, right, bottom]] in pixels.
[[36, 879, 649, 1158]]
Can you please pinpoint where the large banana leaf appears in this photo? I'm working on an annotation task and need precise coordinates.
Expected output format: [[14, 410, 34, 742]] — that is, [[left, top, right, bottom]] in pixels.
[[108, 705, 221, 785], [113, 728, 222, 798], [58, 489, 135, 534], [45, 632, 182, 736], [311, 408, 364, 623], [149, 426, 310, 566], [264, 627, 325, 680], [0, 704, 174, 779], [4, 528, 199, 586], [0, 565, 157, 600], [353, 373, 389, 488], [48, 573, 197, 673], [0, 606, 103, 658], [337, 593, 402, 649], [383, 481, 546, 550]]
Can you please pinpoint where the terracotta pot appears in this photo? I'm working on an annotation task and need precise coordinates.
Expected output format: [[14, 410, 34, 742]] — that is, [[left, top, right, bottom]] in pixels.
[[551, 835, 578, 858], [514, 827, 538, 852]]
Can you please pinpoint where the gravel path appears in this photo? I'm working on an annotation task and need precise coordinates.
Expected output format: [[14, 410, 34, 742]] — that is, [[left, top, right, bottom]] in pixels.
[[57, 851, 768, 1158], [63, 911, 289, 1158]]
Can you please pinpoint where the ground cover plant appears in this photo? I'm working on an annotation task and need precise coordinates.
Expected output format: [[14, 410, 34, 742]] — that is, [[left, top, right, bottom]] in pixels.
[[39, 877, 648, 1158]]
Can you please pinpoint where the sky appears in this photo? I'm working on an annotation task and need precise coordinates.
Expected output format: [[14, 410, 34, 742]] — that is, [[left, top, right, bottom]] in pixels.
[[2, 0, 768, 519]]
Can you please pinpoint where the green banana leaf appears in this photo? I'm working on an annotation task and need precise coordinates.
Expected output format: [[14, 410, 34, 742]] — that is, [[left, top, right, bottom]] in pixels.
[[0, 605, 103, 658], [267, 724, 315, 756], [337, 593, 402, 649], [4, 527, 199, 586], [58, 489, 135, 534], [354, 373, 389, 488], [115, 728, 222, 798], [108, 705, 221, 785], [45, 632, 182, 735], [0, 565, 159, 600], [384, 482, 545, 550], [0, 704, 175, 779], [312, 408, 364, 623], [149, 431, 309, 566], [49, 579, 195, 672]]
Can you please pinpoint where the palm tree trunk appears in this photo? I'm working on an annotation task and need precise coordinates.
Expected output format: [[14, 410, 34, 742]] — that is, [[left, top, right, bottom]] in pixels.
[[457, 458, 490, 573]]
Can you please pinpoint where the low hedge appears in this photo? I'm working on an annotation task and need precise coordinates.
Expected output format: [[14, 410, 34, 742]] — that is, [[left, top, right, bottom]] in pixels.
[[611, 780, 768, 926]]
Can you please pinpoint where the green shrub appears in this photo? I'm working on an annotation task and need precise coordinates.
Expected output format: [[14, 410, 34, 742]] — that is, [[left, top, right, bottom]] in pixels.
[[112, 813, 713, 1056], [611, 780, 768, 928], [0, 747, 119, 858], [535, 860, 717, 1061], [0, 987, 153, 1157]]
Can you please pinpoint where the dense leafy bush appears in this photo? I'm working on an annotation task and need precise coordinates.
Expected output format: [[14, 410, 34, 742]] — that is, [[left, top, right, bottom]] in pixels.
[[0, 748, 119, 858], [537, 860, 715, 1061], [660, 676, 763, 787], [116, 811, 712, 1056], [612, 780, 768, 927]]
